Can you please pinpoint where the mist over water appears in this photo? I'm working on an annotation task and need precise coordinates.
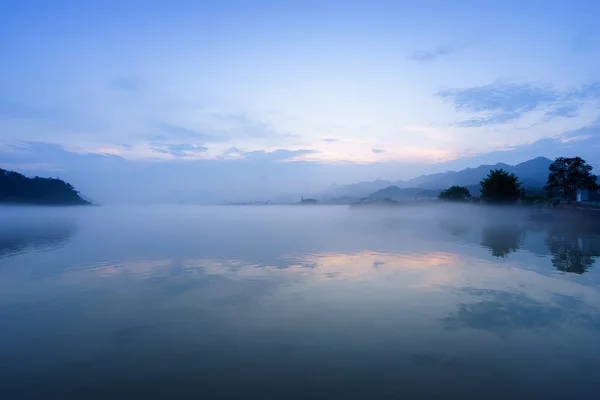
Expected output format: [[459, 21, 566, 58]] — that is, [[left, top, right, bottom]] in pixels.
[[1, 204, 600, 399]]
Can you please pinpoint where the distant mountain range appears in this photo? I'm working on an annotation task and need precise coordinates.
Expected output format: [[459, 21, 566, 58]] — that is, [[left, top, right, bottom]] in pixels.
[[368, 187, 439, 201], [324, 157, 553, 200]]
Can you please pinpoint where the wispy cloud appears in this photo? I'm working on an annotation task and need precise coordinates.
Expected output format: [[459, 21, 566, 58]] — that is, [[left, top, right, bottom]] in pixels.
[[438, 82, 559, 114], [560, 134, 592, 143], [544, 104, 579, 119], [151, 123, 226, 143], [561, 123, 600, 142], [409, 45, 461, 63], [372, 148, 385, 154], [150, 112, 298, 147], [456, 112, 522, 127], [223, 146, 242, 155], [438, 81, 600, 127], [323, 138, 339, 142], [151, 143, 209, 157], [241, 149, 317, 162]]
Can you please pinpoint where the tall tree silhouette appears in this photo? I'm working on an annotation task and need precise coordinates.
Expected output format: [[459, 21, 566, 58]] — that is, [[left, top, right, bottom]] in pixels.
[[438, 186, 471, 201], [544, 157, 597, 201], [480, 169, 523, 204]]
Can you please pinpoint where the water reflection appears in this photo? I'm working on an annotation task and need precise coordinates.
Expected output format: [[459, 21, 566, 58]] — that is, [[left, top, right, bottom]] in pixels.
[[546, 225, 600, 274], [436, 217, 600, 274], [1, 206, 600, 399], [0, 218, 77, 259], [438, 218, 472, 237], [481, 223, 524, 258], [443, 288, 573, 334]]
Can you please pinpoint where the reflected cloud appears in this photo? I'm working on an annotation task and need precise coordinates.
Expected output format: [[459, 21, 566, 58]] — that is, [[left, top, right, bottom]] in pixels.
[[290, 251, 459, 280], [181, 251, 461, 282], [442, 288, 600, 335], [86, 259, 175, 278]]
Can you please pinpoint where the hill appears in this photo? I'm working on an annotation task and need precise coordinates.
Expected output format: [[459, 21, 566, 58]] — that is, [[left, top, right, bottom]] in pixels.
[[368, 186, 439, 201], [326, 179, 395, 199], [402, 157, 552, 190], [0, 168, 91, 205], [325, 157, 553, 199]]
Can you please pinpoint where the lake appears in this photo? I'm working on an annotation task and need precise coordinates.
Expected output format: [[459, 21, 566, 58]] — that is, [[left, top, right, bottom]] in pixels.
[[1, 204, 600, 399]]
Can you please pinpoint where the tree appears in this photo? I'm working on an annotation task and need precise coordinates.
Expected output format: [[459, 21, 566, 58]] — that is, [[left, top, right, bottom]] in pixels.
[[0, 168, 90, 205], [480, 169, 523, 204], [438, 186, 471, 202], [544, 157, 597, 201]]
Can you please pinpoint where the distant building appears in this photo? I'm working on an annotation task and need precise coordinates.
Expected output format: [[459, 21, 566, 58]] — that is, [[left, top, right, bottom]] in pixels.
[[576, 188, 600, 206]]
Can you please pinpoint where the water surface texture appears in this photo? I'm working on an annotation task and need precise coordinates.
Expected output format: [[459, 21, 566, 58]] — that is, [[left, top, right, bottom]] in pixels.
[[1, 205, 600, 399]]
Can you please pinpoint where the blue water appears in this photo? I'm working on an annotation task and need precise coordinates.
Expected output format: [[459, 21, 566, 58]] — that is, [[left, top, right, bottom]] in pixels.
[[1, 205, 600, 399]]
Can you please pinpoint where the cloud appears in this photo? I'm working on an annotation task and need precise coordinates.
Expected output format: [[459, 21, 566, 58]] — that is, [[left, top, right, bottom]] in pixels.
[[544, 104, 579, 119], [438, 82, 559, 114], [323, 138, 338, 142], [110, 77, 141, 92], [0, 141, 126, 174], [209, 112, 300, 142], [149, 113, 298, 146], [569, 81, 600, 100], [151, 123, 226, 143], [560, 134, 592, 143], [241, 148, 317, 162], [223, 146, 243, 155], [151, 143, 209, 157], [439, 121, 600, 170], [456, 112, 522, 127], [372, 148, 385, 154], [409, 45, 460, 63], [560, 124, 600, 144], [438, 81, 600, 127], [211, 113, 273, 138]]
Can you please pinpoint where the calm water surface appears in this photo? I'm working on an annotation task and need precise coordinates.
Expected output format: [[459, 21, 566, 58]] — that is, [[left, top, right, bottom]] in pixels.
[[1, 205, 600, 399]]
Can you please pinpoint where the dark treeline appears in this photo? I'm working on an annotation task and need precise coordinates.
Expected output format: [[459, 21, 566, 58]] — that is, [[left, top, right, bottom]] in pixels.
[[439, 156, 598, 205], [0, 168, 91, 205]]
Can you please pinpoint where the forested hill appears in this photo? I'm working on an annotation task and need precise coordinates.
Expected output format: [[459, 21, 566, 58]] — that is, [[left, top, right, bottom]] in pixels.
[[0, 168, 91, 205]]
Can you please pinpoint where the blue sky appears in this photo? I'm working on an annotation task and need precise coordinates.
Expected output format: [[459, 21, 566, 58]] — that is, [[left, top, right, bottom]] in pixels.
[[1, 0, 600, 202]]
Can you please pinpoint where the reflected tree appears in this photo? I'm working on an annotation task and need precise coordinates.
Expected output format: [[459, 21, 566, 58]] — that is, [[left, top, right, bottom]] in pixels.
[[0, 222, 77, 259], [546, 226, 599, 274], [481, 223, 523, 258]]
